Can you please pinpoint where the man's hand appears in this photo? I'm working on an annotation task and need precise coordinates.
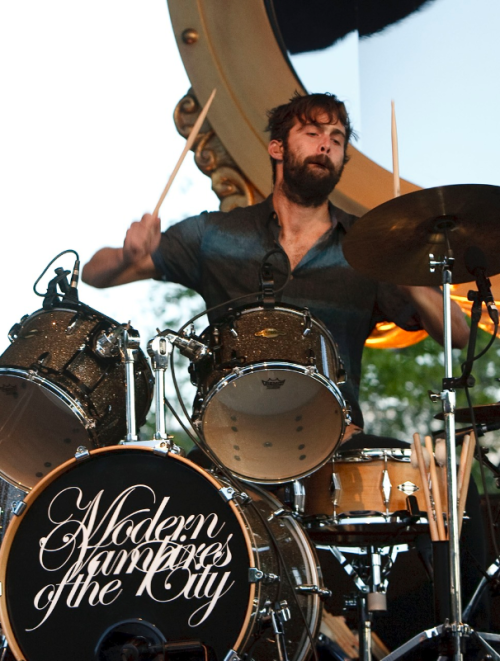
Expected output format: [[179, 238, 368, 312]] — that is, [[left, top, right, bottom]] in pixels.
[[123, 213, 161, 266], [82, 213, 162, 288]]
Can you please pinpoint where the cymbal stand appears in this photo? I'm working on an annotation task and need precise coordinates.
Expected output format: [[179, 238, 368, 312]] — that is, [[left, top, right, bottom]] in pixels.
[[435, 251, 462, 658], [382, 244, 500, 660]]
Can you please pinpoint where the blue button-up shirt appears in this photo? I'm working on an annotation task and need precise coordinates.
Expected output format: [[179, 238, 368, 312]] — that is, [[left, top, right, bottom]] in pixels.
[[152, 196, 421, 426]]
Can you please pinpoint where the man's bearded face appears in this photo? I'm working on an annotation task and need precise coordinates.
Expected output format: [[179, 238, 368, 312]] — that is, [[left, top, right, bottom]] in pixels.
[[281, 140, 344, 208]]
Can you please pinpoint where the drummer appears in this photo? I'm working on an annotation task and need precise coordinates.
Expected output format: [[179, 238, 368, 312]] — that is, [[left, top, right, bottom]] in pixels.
[[82, 92, 469, 435]]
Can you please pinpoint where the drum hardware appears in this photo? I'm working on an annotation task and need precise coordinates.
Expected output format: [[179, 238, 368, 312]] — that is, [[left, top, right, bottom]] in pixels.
[[463, 557, 500, 623], [248, 568, 280, 584], [344, 184, 500, 660], [142, 328, 212, 454], [9, 501, 25, 518], [147, 332, 174, 446], [118, 326, 141, 442], [317, 544, 406, 661], [295, 585, 332, 599], [329, 471, 341, 522], [0, 634, 9, 661], [74, 445, 90, 461], [269, 600, 292, 661], [292, 481, 306, 515]]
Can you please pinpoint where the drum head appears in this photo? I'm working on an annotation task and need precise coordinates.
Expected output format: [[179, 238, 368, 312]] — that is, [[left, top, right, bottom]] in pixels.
[[0, 369, 89, 491], [0, 448, 254, 661], [0, 371, 90, 489], [201, 366, 345, 483]]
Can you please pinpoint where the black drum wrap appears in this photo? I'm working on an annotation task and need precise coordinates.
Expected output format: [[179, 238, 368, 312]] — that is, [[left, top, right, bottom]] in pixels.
[[0, 447, 322, 661]]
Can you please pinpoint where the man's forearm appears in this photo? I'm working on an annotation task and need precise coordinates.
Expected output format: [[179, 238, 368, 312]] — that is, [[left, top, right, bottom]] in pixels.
[[400, 285, 470, 349]]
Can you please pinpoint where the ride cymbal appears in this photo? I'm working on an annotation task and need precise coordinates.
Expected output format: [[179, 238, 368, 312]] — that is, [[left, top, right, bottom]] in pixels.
[[343, 184, 500, 286]]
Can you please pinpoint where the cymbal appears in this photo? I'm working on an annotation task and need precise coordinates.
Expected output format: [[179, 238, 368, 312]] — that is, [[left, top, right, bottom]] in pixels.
[[434, 403, 500, 424], [343, 184, 500, 286]]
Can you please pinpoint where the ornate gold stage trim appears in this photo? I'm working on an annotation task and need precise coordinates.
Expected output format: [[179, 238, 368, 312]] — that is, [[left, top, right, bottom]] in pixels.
[[174, 89, 263, 212]]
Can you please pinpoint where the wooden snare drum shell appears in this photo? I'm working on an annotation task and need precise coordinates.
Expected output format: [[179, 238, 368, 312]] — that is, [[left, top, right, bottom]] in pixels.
[[304, 449, 446, 517]]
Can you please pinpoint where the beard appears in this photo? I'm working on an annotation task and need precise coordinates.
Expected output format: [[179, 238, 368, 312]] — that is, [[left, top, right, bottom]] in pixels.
[[281, 146, 343, 208]]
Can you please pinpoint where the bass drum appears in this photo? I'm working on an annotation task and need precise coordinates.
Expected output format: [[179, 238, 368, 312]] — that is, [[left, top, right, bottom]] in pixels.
[[192, 304, 348, 484], [0, 305, 153, 490], [0, 447, 323, 661]]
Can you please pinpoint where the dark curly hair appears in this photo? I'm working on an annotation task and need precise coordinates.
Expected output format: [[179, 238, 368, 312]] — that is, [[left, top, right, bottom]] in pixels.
[[265, 92, 354, 182]]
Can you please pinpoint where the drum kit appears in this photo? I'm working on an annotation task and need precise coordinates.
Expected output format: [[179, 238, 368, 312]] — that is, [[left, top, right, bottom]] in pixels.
[[0, 184, 500, 661]]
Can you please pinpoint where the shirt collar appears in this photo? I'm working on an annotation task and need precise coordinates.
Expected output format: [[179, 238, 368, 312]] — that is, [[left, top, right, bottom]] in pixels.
[[264, 194, 351, 234]]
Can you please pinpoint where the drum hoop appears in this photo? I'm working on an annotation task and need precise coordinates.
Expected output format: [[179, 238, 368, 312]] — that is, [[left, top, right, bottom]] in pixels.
[[0, 445, 256, 659], [0, 366, 90, 423], [198, 364, 346, 485], [334, 447, 411, 463], [200, 361, 345, 408]]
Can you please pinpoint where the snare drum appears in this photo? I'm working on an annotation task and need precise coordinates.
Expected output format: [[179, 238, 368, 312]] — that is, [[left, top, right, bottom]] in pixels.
[[305, 447, 446, 517], [303, 447, 446, 544], [192, 304, 348, 484], [0, 447, 322, 661], [0, 305, 153, 490]]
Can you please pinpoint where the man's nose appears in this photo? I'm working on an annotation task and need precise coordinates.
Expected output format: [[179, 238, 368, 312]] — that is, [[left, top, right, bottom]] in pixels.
[[319, 137, 330, 153]]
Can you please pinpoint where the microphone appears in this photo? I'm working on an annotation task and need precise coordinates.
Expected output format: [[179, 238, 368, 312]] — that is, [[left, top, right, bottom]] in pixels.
[[68, 258, 80, 301], [465, 246, 499, 325]]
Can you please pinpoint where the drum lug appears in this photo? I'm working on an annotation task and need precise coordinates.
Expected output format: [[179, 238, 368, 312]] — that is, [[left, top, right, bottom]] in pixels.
[[219, 486, 250, 505], [302, 308, 313, 337], [292, 480, 306, 515], [248, 568, 280, 584], [75, 445, 90, 461], [382, 454, 393, 513], [219, 486, 237, 502], [295, 584, 332, 600], [330, 471, 341, 520], [7, 321, 22, 343], [11, 500, 26, 517]]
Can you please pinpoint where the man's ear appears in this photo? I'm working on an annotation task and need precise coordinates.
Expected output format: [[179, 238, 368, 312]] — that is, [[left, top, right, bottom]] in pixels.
[[268, 139, 283, 161]]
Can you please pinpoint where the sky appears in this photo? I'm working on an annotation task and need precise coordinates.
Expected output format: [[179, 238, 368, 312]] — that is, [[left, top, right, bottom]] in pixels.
[[0, 1, 218, 355], [292, 0, 500, 189]]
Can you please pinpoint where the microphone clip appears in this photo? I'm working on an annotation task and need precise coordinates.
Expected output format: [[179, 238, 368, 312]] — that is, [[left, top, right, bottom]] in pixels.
[[260, 262, 275, 309]]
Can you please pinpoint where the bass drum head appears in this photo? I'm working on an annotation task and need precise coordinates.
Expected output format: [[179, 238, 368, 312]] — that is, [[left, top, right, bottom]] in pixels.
[[0, 448, 254, 661], [200, 365, 346, 483], [0, 370, 90, 490]]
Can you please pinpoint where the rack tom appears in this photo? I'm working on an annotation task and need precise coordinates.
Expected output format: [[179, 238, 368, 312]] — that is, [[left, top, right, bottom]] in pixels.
[[191, 304, 348, 484]]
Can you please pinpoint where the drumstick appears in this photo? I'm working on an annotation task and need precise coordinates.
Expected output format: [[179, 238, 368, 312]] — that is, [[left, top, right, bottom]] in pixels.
[[457, 433, 471, 497], [434, 437, 448, 536], [152, 88, 217, 219], [458, 432, 476, 534], [424, 435, 446, 541], [413, 433, 439, 542], [391, 100, 401, 198]]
